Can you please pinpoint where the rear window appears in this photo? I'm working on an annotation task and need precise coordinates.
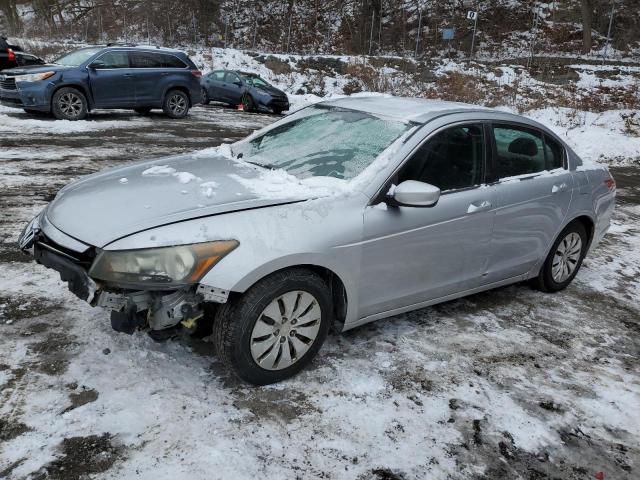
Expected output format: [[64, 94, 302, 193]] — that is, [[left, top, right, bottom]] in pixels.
[[130, 51, 163, 68], [493, 125, 546, 178], [160, 53, 186, 68]]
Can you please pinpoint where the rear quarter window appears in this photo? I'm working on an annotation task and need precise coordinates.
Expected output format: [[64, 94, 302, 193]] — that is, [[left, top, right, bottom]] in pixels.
[[160, 54, 186, 68]]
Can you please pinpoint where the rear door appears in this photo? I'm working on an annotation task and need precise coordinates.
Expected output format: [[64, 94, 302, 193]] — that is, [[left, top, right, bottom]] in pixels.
[[88, 50, 135, 107], [359, 123, 496, 319], [128, 51, 166, 106], [484, 123, 574, 283]]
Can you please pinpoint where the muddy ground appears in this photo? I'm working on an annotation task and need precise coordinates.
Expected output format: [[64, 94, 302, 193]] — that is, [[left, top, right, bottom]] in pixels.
[[0, 106, 638, 479]]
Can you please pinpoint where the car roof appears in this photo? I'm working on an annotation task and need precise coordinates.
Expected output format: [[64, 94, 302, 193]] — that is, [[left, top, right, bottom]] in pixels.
[[319, 96, 499, 123]]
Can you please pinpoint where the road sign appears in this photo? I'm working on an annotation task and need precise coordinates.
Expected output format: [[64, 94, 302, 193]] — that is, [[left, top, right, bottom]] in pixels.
[[442, 28, 455, 40], [467, 11, 477, 21]]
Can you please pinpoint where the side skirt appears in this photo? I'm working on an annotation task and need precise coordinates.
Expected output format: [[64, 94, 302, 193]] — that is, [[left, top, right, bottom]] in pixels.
[[342, 274, 528, 332]]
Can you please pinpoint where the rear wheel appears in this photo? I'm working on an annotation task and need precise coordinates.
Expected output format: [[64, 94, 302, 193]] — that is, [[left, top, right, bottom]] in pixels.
[[51, 87, 88, 120], [134, 107, 152, 115], [213, 268, 331, 385], [162, 89, 190, 118], [272, 108, 283, 115], [201, 88, 209, 105], [534, 221, 588, 292]]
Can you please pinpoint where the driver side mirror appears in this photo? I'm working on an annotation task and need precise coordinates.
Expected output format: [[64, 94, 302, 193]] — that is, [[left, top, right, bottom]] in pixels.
[[388, 180, 440, 208], [88, 60, 105, 69], [234, 80, 243, 87]]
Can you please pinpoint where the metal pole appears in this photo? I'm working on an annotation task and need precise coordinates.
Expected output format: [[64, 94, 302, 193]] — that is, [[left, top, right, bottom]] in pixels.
[[369, 10, 375, 55], [415, 7, 422, 58], [223, 18, 228, 49], [469, 12, 478, 62], [252, 16, 257, 50], [379, 2, 383, 53], [602, 1, 615, 65], [286, 7, 293, 53], [147, 16, 150, 45]]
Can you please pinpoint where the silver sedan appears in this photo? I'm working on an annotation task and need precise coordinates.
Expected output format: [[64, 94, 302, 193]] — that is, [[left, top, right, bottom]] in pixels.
[[19, 97, 616, 384]]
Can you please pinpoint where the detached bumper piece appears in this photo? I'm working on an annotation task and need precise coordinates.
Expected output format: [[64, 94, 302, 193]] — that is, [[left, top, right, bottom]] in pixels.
[[34, 243, 95, 301]]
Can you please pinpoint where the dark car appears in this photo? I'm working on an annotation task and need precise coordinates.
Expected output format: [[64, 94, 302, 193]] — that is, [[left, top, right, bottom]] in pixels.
[[15, 52, 45, 67], [201, 70, 289, 114], [0, 36, 20, 71], [0, 44, 202, 120]]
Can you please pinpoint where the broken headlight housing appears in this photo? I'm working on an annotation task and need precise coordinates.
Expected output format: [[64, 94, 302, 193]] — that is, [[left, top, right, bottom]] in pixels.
[[89, 240, 239, 287]]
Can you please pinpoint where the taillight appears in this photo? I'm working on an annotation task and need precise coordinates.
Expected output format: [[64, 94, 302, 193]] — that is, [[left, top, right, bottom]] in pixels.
[[191, 70, 202, 78], [605, 178, 615, 191], [7, 48, 16, 62]]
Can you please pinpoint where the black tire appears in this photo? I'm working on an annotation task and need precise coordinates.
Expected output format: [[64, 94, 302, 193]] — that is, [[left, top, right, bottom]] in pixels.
[[272, 108, 283, 115], [241, 93, 255, 112], [212, 268, 332, 385], [162, 89, 190, 118], [534, 221, 588, 292], [51, 87, 88, 120], [134, 107, 152, 115], [201, 88, 209, 105]]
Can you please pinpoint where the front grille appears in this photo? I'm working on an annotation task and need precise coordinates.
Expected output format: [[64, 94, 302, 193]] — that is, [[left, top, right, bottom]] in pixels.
[[0, 77, 16, 90], [35, 232, 95, 267]]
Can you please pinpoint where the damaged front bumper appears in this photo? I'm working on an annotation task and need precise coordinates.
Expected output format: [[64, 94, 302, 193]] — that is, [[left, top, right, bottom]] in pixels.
[[18, 214, 228, 337]]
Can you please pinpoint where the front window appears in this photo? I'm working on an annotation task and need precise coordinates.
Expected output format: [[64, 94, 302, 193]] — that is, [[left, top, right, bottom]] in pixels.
[[398, 124, 485, 191], [235, 106, 413, 180], [241, 74, 270, 87], [54, 47, 103, 66]]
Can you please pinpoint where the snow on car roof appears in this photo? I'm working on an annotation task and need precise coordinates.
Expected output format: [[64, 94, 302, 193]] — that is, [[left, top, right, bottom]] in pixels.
[[319, 96, 494, 123]]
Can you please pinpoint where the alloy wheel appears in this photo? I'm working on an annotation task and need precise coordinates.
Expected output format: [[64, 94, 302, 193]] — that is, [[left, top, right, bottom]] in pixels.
[[58, 92, 83, 118], [551, 232, 582, 283], [168, 94, 187, 115], [250, 290, 321, 371]]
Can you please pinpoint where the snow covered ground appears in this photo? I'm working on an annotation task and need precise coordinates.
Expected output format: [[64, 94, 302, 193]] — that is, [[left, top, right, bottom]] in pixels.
[[0, 104, 638, 480]]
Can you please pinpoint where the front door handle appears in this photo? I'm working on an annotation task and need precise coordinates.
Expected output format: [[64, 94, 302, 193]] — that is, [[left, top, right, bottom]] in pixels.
[[552, 183, 568, 193], [467, 200, 492, 214]]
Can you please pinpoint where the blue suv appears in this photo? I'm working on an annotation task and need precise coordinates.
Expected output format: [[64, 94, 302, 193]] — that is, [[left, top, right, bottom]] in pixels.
[[0, 45, 202, 120]]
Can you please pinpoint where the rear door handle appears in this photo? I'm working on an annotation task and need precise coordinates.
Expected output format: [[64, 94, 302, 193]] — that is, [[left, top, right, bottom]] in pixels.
[[123, 73, 132, 77], [467, 200, 492, 214], [552, 183, 568, 193]]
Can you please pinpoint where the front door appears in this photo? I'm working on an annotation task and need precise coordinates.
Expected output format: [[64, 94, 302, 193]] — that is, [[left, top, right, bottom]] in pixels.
[[88, 51, 135, 108], [220, 71, 245, 104], [484, 124, 574, 283], [358, 123, 496, 319]]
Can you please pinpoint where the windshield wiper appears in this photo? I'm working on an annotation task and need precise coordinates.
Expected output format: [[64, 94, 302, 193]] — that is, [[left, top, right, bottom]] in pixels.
[[245, 160, 276, 170]]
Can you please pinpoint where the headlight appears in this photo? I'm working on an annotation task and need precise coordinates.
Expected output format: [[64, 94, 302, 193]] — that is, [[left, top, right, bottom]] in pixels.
[[15, 71, 56, 83], [89, 240, 239, 286]]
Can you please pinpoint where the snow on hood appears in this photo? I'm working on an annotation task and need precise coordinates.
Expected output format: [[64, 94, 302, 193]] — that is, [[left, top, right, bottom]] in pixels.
[[45, 145, 352, 247]]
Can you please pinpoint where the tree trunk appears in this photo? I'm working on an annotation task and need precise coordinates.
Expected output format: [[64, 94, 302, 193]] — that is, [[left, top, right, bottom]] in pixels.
[[580, 0, 593, 53]]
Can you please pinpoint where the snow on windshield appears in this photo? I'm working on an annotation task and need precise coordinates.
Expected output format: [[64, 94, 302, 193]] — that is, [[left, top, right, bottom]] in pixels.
[[236, 106, 412, 181]]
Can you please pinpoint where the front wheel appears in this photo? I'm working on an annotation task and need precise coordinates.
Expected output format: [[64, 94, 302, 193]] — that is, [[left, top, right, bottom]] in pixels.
[[51, 87, 88, 120], [241, 93, 255, 112], [162, 89, 190, 118], [212, 269, 332, 385], [534, 221, 588, 292]]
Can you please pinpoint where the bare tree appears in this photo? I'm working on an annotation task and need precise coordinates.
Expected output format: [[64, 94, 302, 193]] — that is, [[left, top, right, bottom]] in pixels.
[[580, 0, 593, 53]]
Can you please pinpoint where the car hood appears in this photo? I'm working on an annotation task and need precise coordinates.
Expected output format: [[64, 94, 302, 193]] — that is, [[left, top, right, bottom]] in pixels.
[[46, 152, 309, 248], [254, 85, 287, 97], [1, 64, 72, 75]]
